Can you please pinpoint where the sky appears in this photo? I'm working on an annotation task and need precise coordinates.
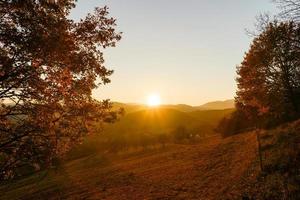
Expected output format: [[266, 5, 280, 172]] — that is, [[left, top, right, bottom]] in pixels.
[[69, 0, 278, 106]]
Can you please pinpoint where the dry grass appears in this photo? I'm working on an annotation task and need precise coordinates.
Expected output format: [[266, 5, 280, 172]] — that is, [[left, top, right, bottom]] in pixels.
[[2, 120, 299, 200], [0, 131, 261, 200]]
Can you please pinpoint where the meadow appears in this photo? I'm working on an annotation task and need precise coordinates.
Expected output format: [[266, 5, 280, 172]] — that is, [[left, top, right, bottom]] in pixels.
[[1, 1, 300, 199]]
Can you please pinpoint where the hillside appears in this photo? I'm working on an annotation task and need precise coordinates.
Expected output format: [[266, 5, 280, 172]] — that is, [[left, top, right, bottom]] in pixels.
[[196, 99, 235, 110], [69, 108, 234, 155], [112, 102, 148, 113], [161, 104, 198, 112], [102, 108, 233, 149], [113, 103, 198, 113], [1, 120, 299, 199], [112, 100, 235, 114], [0, 133, 257, 199], [189, 109, 234, 125], [103, 108, 234, 138], [108, 108, 209, 135]]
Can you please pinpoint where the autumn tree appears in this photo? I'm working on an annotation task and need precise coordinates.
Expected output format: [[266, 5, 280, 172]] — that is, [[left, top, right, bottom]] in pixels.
[[0, 0, 121, 179], [236, 21, 300, 127]]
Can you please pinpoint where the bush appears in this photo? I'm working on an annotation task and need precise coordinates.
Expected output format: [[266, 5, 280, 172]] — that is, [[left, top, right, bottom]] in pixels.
[[172, 126, 190, 142]]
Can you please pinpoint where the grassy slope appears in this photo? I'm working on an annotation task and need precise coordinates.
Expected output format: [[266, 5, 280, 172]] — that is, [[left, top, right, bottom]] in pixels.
[[0, 133, 258, 199], [1, 119, 299, 199], [241, 121, 300, 199]]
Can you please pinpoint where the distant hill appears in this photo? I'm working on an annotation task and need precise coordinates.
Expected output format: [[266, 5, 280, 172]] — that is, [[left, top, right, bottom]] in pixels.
[[113, 102, 197, 113], [62, 107, 234, 160], [161, 104, 197, 112], [99, 101, 236, 153], [112, 102, 147, 113], [196, 99, 235, 110], [109, 108, 197, 135], [104, 107, 234, 139], [113, 99, 235, 114], [189, 109, 234, 125]]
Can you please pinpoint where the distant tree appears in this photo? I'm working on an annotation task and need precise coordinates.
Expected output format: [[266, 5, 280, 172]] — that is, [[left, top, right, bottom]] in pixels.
[[216, 108, 256, 137], [157, 133, 168, 148], [0, 0, 121, 179], [236, 21, 300, 126], [173, 126, 190, 142], [109, 136, 127, 153]]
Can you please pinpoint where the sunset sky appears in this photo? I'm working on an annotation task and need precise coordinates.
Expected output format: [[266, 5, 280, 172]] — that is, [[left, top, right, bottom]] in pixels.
[[70, 0, 278, 106]]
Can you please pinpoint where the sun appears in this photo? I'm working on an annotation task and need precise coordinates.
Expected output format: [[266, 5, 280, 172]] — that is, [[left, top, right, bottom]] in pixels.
[[147, 94, 161, 107]]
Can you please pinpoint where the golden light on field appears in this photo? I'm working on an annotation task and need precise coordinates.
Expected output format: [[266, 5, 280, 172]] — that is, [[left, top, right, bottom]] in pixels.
[[147, 94, 161, 107]]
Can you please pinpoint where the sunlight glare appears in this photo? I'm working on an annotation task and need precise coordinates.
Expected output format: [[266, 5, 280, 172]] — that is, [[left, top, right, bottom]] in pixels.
[[147, 94, 161, 107]]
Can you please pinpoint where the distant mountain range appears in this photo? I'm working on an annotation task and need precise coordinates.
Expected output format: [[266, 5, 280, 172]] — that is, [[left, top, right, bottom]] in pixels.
[[113, 99, 235, 113]]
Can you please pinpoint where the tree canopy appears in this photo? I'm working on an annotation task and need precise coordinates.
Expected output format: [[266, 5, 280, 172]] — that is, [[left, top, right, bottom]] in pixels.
[[236, 21, 300, 126], [218, 20, 300, 136], [0, 0, 121, 179]]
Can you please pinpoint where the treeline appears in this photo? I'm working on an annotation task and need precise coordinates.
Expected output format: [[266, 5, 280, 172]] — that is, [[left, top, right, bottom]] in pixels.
[[218, 0, 300, 137], [104, 125, 205, 153], [69, 125, 206, 158], [65, 125, 207, 160]]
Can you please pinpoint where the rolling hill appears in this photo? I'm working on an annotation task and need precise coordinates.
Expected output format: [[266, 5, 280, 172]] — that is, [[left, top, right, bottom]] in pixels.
[[109, 108, 197, 133], [112, 99, 235, 114], [68, 107, 234, 158], [196, 99, 235, 110], [104, 107, 234, 139]]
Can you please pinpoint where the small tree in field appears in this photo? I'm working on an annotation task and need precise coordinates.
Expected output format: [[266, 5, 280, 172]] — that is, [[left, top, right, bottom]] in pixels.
[[173, 126, 189, 142], [0, 0, 121, 179], [157, 133, 168, 148]]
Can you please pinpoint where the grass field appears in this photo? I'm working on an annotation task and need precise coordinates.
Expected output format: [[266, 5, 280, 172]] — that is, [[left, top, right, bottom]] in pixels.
[[0, 132, 259, 200], [1, 120, 299, 200]]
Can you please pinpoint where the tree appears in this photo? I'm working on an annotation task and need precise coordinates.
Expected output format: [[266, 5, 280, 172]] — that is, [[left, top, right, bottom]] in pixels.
[[236, 21, 300, 127], [215, 109, 255, 137], [173, 126, 189, 142], [0, 0, 121, 179], [274, 0, 300, 21], [157, 133, 168, 148]]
